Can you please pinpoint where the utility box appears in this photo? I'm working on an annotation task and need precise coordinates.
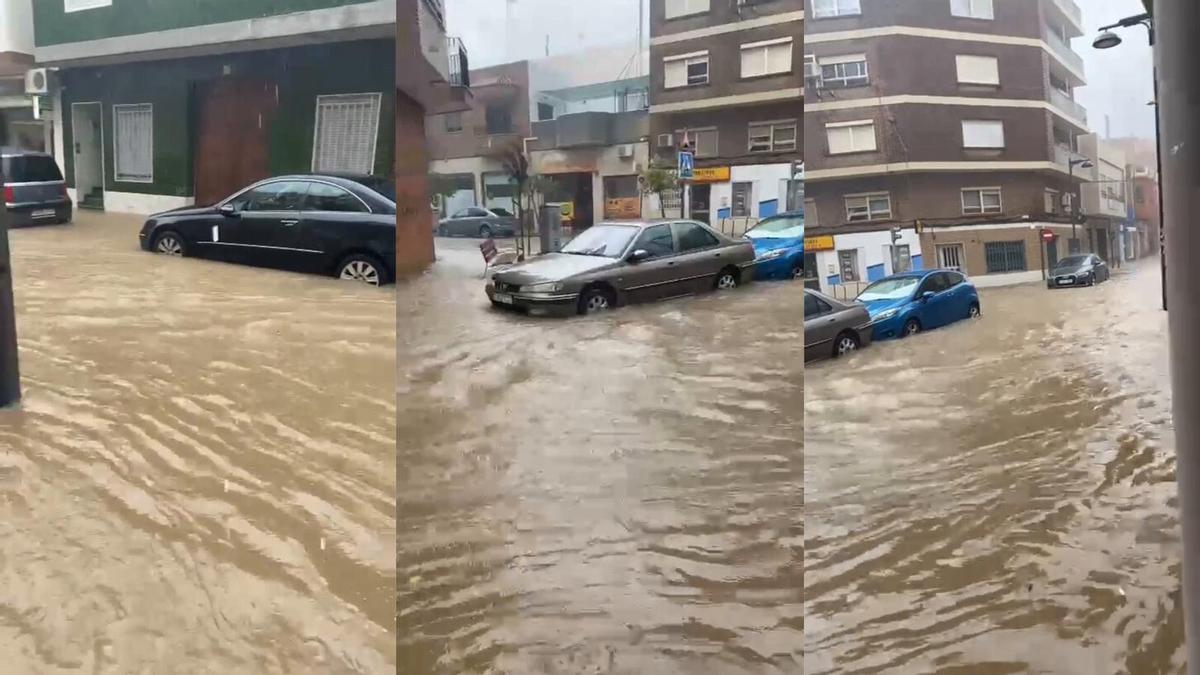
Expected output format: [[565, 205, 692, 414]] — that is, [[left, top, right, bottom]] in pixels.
[[539, 205, 564, 253]]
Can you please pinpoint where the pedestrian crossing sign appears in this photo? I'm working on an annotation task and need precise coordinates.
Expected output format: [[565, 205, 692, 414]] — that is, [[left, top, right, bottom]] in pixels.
[[678, 151, 695, 180]]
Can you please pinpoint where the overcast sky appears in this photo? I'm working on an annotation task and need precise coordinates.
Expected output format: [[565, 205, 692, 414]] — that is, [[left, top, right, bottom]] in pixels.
[[445, 0, 1156, 140]]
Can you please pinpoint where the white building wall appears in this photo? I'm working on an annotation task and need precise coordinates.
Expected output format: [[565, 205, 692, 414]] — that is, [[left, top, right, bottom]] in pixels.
[[0, 0, 34, 55], [813, 228, 924, 295]]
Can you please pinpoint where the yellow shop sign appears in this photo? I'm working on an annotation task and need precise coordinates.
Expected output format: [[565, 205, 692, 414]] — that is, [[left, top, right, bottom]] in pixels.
[[804, 235, 835, 252], [691, 167, 731, 183]]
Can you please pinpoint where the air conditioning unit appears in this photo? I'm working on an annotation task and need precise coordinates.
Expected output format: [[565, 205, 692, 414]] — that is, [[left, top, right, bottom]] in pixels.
[[617, 144, 635, 159], [804, 60, 820, 81], [656, 133, 674, 149], [25, 68, 52, 95]]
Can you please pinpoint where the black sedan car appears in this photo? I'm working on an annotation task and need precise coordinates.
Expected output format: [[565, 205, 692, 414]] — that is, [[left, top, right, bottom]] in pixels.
[[2, 148, 72, 227], [1047, 253, 1109, 288], [139, 175, 396, 285]]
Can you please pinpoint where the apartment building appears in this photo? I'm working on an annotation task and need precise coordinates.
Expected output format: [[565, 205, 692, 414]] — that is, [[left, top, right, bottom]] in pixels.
[[33, 0, 395, 218], [1078, 133, 1130, 263], [426, 44, 653, 231], [0, 0, 41, 150], [805, 0, 1090, 289], [649, 0, 803, 233]]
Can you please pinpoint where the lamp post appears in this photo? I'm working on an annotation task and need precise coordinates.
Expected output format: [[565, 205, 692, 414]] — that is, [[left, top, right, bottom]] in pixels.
[[1094, 12, 1164, 310], [1067, 157, 1093, 253], [0, 111, 21, 408]]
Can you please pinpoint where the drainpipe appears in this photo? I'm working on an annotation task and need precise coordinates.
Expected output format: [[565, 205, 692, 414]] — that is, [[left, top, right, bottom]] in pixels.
[[1159, 1, 1200, 670], [0, 112, 22, 408]]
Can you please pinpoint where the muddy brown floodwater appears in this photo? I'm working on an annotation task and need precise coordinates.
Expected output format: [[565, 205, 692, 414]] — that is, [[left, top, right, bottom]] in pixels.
[[805, 261, 1184, 674], [398, 238, 802, 674], [0, 213, 395, 674]]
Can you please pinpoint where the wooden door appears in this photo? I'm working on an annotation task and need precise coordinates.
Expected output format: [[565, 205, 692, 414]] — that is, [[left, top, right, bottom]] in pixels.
[[194, 79, 277, 206]]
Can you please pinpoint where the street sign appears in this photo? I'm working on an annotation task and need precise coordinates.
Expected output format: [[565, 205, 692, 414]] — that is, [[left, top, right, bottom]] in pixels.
[[678, 151, 694, 180], [1041, 229, 1056, 242]]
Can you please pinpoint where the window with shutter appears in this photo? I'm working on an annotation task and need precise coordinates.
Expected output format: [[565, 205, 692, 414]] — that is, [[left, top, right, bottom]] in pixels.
[[664, 52, 709, 88], [665, 0, 710, 19], [955, 55, 999, 85], [312, 93, 382, 175], [961, 120, 1005, 148], [65, 0, 111, 12], [813, 0, 861, 18], [950, 0, 993, 19], [826, 120, 876, 154], [113, 104, 153, 183], [741, 38, 793, 78]]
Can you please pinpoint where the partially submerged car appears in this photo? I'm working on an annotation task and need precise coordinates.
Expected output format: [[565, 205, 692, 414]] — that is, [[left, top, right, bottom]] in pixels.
[[485, 219, 756, 316], [746, 211, 803, 281], [805, 288, 873, 362], [1047, 254, 1109, 288], [857, 269, 981, 339], [437, 207, 518, 238], [2, 148, 72, 227]]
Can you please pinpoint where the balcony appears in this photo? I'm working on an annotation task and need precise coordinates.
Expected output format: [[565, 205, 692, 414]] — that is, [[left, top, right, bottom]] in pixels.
[[1041, 27, 1085, 81], [1048, 88, 1087, 128], [529, 110, 648, 150], [1046, 0, 1084, 35], [447, 36, 469, 88]]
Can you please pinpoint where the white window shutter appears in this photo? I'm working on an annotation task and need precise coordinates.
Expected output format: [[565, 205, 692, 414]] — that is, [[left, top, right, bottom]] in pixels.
[[827, 127, 853, 154], [767, 42, 793, 74], [664, 60, 687, 88], [955, 55, 999, 84], [313, 93, 381, 175], [962, 120, 1004, 148], [114, 104, 153, 182]]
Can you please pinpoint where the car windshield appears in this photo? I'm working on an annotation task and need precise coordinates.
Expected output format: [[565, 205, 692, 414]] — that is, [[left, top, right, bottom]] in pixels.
[[1054, 255, 1090, 269], [746, 214, 803, 239], [560, 224, 639, 258], [857, 276, 922, 301]]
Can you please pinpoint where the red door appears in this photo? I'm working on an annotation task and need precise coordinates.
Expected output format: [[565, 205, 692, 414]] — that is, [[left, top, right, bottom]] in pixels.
[[194, 79, 277, 206]]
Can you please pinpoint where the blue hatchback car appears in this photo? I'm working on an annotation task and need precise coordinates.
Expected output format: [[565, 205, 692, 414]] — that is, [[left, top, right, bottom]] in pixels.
[[746, 211, 803, 280], [857, 269, 981, 339]]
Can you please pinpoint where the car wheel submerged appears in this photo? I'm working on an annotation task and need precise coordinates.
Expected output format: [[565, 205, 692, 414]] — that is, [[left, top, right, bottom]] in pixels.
[[578, 286, 615, 315], [789, 263, 803, 280], [479, 224, 493, 238], [833, 331, 859, 358], [903, 318, 922, 337], [968, 303, 981, 319], [153, 231, 186, 257], [714, 267, 739, 290], [337, 254, 389, 287]]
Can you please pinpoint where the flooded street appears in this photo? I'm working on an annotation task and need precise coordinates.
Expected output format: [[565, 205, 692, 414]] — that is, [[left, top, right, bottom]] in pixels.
[[398, 238, 802, 674], [805, 261, 1183, 674], [0, 213, 395, 673]]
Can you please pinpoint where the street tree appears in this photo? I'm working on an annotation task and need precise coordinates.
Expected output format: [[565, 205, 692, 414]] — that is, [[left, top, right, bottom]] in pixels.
[[490, 141, 532, 253], [639, 162, 678, 218]]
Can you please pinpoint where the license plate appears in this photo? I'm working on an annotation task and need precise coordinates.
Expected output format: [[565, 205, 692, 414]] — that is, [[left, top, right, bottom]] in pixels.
[[31, 209, 55, 219], [494, 293, 513, 304], [1057, 278, 1072, 285]]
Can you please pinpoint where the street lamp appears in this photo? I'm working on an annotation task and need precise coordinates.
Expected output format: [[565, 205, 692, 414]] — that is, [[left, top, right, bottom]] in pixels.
[[1093, 11, 1164, 310], [1067, 157, 1093, 252]]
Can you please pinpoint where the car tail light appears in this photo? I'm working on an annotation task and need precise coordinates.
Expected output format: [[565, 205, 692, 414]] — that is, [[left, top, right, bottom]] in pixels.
[[3, 185, 13, 204], [60, 184, 68, 198]]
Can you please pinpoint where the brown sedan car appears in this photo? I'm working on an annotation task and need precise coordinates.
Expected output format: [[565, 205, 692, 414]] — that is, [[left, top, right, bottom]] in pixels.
[[485, 219, 757, 316], [804, 288, 874, 362]]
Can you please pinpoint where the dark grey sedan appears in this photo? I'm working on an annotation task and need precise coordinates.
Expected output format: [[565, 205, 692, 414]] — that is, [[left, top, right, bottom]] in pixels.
[[1047, 254, 1109, 288], [436, 206, 517, 238], [804, 289, 873, 362], [2, 148, 72, 227], [485, 219, 756, 317]]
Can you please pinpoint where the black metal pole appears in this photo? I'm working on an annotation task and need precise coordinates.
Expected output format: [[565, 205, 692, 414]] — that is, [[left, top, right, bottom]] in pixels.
[[1154, 71, 1167, 311], [1070, 161, 1078, 247], [0, 111, 22, 408]]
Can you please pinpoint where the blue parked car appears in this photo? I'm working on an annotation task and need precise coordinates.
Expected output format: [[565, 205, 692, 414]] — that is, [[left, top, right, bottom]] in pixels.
[[746, 211, 803, 280], [856, 269, 981, 339]]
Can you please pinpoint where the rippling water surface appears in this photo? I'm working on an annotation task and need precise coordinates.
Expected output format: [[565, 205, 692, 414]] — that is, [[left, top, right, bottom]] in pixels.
[[398, 239, 802, 674], [805, 261, 1183, 674], [0, 213, 395, 673]]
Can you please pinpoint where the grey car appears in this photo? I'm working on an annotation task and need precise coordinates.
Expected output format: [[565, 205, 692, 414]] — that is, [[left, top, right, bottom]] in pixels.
[[805, 288, 874, 362], [485, 219, 757, 317], [1047, 253, 1109, 288], [2, 148, 72, 227], [436, 206, 517, 238]]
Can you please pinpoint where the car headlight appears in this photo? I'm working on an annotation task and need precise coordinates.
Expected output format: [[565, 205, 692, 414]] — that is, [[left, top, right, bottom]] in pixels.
[[521, 281, 563, 293], [875, 308, 900, 321], [758, 249, 787, 261]]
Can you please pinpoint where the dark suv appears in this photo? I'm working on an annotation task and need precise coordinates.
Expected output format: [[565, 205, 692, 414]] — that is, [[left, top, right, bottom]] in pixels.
[[2, 148, 72, 227]]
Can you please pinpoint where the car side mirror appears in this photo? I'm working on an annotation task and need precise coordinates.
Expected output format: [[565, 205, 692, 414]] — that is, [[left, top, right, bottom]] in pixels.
[[920, 291, 934, 301], [628, 249, 651, 263], [219, 203, 238, 217]]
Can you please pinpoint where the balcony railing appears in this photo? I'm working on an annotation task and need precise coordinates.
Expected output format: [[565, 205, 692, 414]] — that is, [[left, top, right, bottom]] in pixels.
[[1048, 0, 1083, 31], [1048, 88, 1087, 126], [447, 37, 469, 88], [1042, 27, 1084, 76]]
